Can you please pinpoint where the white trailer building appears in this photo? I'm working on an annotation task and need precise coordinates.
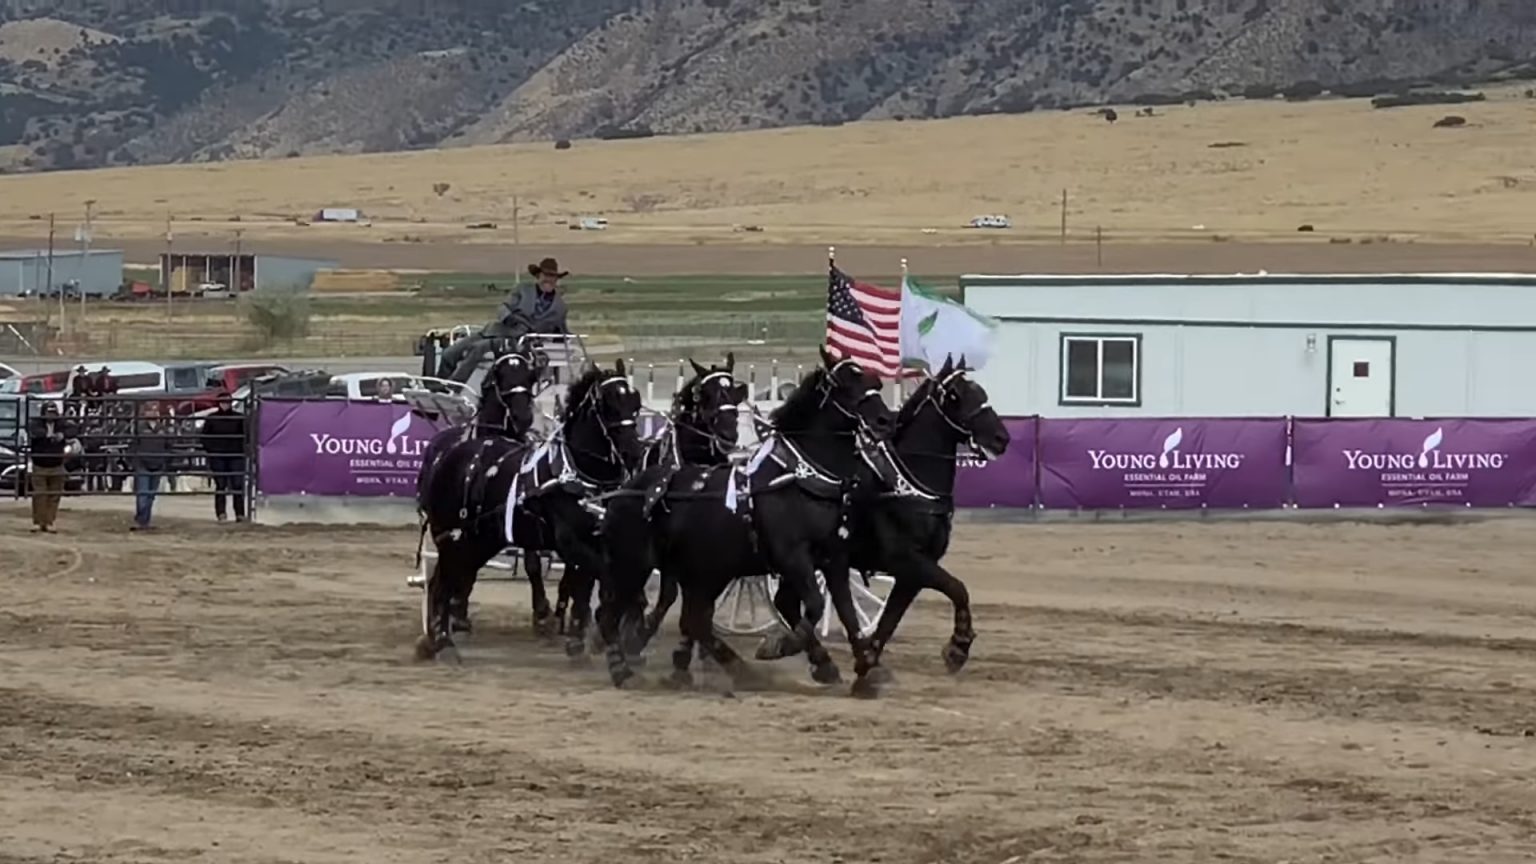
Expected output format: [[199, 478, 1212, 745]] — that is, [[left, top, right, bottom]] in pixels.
[[960, 272, 1536, 418]]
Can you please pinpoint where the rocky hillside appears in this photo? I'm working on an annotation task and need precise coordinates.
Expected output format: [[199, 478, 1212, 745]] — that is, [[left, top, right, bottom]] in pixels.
[[2, 0, 1535, 173]]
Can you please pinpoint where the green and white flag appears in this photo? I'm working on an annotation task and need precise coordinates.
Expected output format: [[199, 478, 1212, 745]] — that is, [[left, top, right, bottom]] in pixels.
[[899, 275, 997, 372]]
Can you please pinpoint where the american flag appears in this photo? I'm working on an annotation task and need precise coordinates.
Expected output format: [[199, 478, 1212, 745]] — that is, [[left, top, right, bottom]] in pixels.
[[825, 265, 902, 377]]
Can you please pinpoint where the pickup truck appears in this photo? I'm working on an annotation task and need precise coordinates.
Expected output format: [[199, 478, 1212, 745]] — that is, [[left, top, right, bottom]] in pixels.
[[169, 363, 291, 414]]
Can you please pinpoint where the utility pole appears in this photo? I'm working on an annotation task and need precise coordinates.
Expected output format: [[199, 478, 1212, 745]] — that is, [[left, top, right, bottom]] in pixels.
[[80, 199, 95, 321], [511, 194, 520, 262], [47, 213, 58, 328], [162, 212, 174, 318], [233, 228, 244, 292], [1056, 188, 1069, 242]]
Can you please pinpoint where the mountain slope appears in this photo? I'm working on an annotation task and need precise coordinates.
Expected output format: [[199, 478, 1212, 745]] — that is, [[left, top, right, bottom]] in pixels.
[[2, 0, 1535, 173]]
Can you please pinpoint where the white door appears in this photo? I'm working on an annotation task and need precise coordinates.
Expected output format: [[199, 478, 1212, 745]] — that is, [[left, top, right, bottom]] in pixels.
[[1329, 337, 1394, 417]]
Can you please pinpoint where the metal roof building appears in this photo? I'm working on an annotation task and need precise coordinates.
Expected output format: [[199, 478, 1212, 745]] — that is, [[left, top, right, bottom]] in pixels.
[[160, 252, 338, 294], [0, 248, 124, 298]]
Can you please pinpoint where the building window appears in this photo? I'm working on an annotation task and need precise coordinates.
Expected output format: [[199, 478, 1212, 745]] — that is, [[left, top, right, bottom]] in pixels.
[[1060, 334, 1140, 405]]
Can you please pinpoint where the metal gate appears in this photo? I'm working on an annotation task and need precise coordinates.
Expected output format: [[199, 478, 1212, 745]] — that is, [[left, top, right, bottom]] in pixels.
[[3, 392, 258, 518]]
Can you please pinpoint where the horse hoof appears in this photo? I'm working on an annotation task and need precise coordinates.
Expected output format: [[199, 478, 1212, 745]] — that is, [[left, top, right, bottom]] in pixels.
[[810, 661, 843, 685], [413, 635, 438, 662], [754, 633, 799, 661], [662, 670, 693, 690], [532, 612, 557, 637], [850, 675, 883, 700], [610, 666, 637, 689], [451, 615, 473, 634], [943, 640, 972, 674], [438, 642, 463, 666]]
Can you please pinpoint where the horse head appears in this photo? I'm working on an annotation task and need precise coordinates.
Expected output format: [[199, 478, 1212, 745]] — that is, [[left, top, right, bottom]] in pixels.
[[564, 359, 644, 473], [925, 355, 1009, 460], [481, 338, 541, 439], [814, 345, 894, 440], [683, 352, 749, 456]]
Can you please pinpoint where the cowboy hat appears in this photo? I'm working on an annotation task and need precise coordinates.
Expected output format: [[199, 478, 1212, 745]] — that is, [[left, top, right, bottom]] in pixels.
[[527, 257, 569, 279]]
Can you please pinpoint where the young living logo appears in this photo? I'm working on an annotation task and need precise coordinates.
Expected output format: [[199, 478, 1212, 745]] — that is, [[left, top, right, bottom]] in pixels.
[[308, 412, 428, 457], [1341, 427, 1506, 472], [1086, 427, 1245, 472]]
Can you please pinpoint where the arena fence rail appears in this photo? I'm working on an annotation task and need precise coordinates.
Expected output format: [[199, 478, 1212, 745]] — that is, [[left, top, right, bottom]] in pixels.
[[3, 393, 256, 516]]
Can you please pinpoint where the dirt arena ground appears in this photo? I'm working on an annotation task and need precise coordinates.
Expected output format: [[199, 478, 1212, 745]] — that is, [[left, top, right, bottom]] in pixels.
[[6, 503, 1536, 863]]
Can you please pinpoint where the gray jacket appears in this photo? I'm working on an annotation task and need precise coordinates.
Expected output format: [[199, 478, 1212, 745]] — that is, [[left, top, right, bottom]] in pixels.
[[487, 282, 568, 339]]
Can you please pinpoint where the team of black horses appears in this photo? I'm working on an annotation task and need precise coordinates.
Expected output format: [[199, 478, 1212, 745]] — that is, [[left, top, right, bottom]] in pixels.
[[412, 336, 1010, 697]]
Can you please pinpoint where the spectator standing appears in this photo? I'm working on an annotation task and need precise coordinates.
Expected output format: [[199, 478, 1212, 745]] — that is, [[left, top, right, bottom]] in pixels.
[[200, 392, 248, 523], [130, 402, 170, 532], [27, 401, 75, 533]]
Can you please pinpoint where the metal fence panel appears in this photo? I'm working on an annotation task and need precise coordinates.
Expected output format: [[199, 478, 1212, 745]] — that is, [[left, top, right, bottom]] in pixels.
[[5, 393, 257, 514]]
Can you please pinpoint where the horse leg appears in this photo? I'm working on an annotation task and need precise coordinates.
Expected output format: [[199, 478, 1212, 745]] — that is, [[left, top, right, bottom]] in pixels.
[[917, 558, 975, 673], [774, 552, 841, 685], [820, 548, 878, 678], [416, 549, 462, 663], [679, 579, 747, 689], [754, 577, 805, 660], [553, 556, 574, 635], [524, 550, 557, 636], [639, 565, 677, 650], [450, 564, 479, 634]]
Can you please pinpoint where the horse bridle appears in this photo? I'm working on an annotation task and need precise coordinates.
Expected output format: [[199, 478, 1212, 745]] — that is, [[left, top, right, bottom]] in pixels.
[[565, 372, 639, 472], [485, 350, 539, 435], [677, 369, 745, 457], [817, 358, 886, 437], [922, 367, 993, 454]]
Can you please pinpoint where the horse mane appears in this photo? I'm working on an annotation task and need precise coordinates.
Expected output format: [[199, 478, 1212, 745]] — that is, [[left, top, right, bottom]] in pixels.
[[561, 365, 609, 421], [768, 367, 830, 432], [895, 375, 936, 431], [672, 367, 705, 414]]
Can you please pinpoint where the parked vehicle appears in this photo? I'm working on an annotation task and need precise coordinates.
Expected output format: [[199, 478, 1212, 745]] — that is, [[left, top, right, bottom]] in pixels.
[[327, 371, 475, 404], [171, 362, 290, 414], [3, 369, 71, 396]]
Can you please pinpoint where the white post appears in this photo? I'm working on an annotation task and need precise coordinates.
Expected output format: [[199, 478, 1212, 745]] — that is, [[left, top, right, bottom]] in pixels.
[[645, 363, 655, 403]]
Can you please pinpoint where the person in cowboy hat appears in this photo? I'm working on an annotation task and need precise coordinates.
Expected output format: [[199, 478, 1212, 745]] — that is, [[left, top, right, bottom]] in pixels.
[[438, 257, 571, 383]]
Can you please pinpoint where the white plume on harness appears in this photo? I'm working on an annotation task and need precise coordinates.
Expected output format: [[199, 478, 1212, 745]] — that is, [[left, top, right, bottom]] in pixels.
[[724, 434, 778, 513]]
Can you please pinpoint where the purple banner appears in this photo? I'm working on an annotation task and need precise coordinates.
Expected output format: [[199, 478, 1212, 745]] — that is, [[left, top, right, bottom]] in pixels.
[[954, 417, 1037, 508], [257, 399, 453, 496], [1039, 418, 1289, 509], [1292, 418, 1536, 508]]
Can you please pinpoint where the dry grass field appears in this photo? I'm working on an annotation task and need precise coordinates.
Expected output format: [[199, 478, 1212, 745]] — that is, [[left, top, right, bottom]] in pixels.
[[2, 87, 1536, 255]]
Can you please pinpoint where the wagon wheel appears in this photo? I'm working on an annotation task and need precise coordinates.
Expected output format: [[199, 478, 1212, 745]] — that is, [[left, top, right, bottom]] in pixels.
[[712, 575, 783, 637], [712, 571, 894, 639]]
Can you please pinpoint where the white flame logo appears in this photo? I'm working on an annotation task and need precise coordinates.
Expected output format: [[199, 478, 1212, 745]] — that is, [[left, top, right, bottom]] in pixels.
[[1417, 427, 1443, 468], [385, 412, 413, 455], [1158, 427, 1184, 468]]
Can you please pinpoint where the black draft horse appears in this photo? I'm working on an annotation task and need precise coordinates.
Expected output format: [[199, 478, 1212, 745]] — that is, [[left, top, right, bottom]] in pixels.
[[759, 356, 1011, 697], [639, 353, 747, 472], [413, 347, 543, 658], [597, 347, 894, 689], [597, 354, 749, 656], [504, 360, 644, 657]]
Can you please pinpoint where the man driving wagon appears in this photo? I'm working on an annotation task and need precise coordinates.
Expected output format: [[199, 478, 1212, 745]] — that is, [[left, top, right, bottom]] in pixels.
[[437, 257, 570, 383]]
